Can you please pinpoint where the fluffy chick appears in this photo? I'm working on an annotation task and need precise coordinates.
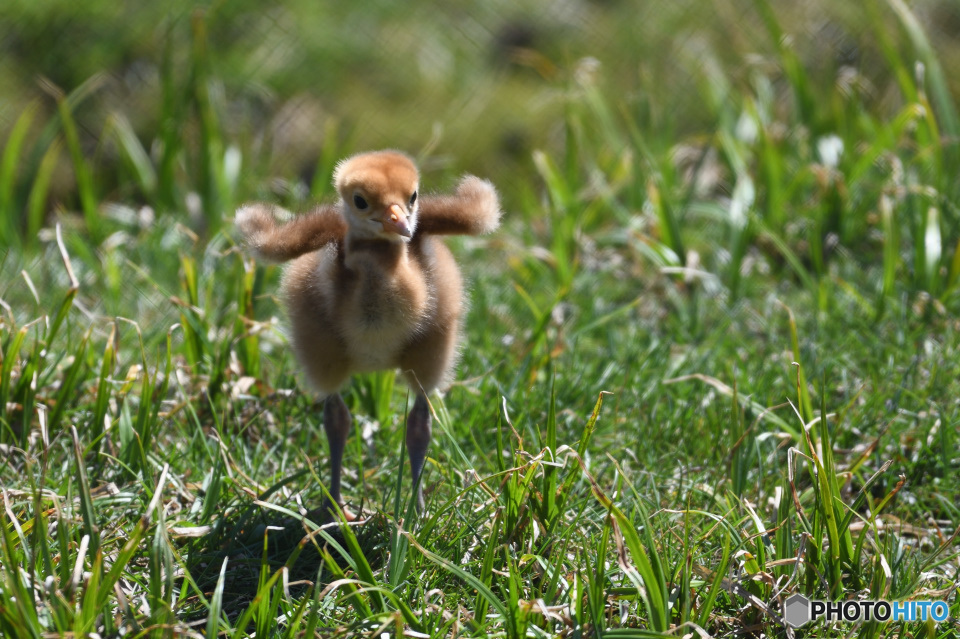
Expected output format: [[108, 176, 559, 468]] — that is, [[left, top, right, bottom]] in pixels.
[[236, 150, 500, 515]]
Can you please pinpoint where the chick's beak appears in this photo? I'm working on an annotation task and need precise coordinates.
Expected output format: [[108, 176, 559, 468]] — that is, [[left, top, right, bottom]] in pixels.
[[381, 203, 412, 237]]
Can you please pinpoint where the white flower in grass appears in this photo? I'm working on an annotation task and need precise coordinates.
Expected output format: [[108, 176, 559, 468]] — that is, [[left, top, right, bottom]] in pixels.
[[736, 111, 758, 145], [817, 134, 844, 168], [729, 175, 755, 229]]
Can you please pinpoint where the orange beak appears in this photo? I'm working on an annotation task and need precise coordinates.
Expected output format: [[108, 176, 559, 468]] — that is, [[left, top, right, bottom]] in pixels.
[[381, 204, 412, 237]]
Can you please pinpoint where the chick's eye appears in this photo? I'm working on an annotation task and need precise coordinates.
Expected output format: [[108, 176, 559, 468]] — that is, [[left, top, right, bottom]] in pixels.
[[409, 191, 417, 206], [353, 195, 368, 210]]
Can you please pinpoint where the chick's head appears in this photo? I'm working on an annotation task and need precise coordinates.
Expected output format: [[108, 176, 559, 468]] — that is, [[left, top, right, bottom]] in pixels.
[[334, 150, 420, 242]]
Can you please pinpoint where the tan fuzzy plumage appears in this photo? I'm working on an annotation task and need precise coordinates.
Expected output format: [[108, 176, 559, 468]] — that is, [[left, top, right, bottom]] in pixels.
[[234, 149, 501, 515], [235, 166, 501, 261], [235, 203, 345, 263]]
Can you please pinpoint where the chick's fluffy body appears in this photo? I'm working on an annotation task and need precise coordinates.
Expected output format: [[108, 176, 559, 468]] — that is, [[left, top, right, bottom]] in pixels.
[[283, 227, 463, 394], [236, 150, 500, 396]]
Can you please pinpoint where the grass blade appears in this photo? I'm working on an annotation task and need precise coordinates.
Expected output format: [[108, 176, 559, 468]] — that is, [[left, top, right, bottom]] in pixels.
[[106, 112, 157, 198], [0, 102, 38, 244], [25, 139, 62, 247], [70, 426, 100, 556], [52, 89, 101, 243]]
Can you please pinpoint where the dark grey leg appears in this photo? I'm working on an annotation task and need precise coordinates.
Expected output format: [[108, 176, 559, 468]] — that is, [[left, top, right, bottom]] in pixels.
[[322, 393, 351, 514], [407, 394, 432, 511]]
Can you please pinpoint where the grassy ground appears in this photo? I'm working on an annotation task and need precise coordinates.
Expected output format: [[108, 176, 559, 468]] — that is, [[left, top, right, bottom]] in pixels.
[[1, 0, 959, 637]]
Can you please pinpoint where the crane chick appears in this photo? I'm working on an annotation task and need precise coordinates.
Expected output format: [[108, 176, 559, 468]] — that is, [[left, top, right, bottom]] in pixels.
[[236, 150, 501, 517]]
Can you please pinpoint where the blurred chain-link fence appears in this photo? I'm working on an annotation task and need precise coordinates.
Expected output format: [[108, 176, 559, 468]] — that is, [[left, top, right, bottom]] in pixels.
[[3, 0, 959, 202]]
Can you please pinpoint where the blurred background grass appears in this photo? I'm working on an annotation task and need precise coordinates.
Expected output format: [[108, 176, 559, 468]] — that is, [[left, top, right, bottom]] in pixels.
[[4, 0, 960, 343], [3, 0, 960, 225]]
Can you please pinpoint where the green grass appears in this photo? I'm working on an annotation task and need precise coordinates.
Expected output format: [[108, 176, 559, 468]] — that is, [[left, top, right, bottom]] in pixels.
[[2, 0, 960, 637]]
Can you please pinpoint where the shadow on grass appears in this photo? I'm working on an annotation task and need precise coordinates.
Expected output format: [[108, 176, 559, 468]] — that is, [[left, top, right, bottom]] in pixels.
[[184, 498, 391, 621]]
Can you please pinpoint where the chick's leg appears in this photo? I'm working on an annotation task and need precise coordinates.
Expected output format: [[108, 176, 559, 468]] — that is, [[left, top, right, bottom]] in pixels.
[[406, 394, 432, 511], [322, 393, 352, 517]]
